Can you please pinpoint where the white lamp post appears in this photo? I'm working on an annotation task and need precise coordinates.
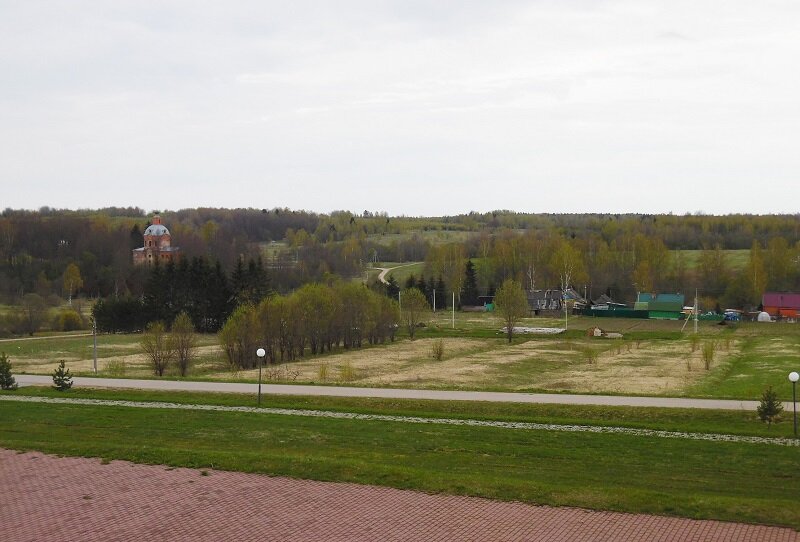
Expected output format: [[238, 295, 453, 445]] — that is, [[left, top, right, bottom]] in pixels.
[[91, 316, 98, 375], [789, 371, 799, 438], [256, 348, 266, 407]]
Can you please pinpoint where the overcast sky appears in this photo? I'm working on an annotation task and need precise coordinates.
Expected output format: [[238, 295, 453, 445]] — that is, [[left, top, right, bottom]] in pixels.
[[2, 1, 799, 216]]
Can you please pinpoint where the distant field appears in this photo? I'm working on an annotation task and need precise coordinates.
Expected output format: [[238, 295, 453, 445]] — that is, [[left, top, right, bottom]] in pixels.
[[5, 314, 799, 401], [370, 230, 477, 247], [384, 262, 425, 285], [672, 249, 750, 270], [257, 240, 293, 264], [1, 333, 222, 378]]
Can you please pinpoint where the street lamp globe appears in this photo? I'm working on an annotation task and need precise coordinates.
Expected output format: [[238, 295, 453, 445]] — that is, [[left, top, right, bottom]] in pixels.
[[256, 348, 266, 358], [790, 371, 799, 439]]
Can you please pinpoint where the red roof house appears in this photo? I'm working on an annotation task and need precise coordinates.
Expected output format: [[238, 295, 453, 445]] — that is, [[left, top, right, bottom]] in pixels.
[[762, 292, 800, 319]]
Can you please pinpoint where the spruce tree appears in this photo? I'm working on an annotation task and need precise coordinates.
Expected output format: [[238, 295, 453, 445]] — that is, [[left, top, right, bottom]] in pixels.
[[462, 260, 479, 306], [0, 352, 18, 390], [386, 275, 400, 299], [435, 276, 446, 310], [52, 360, 73, 391], [417, 276, 432, 307], [143, 259, 167, 322], [757, 386, 783, 427], [207, 260, 233, 332]]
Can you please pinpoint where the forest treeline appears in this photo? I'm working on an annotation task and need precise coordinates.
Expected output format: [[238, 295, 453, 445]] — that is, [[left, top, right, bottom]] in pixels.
[[1, 208, 799, 314]]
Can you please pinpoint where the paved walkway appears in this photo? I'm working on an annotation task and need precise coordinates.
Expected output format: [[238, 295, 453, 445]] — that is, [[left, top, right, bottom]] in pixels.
[[1, 450, 796, 542], [0, 333, 93, 343], [14, 374, 779, 411]]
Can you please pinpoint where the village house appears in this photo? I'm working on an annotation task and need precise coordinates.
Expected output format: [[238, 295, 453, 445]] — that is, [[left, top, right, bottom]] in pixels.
[[590, 293, 627, 310], [527, 288, 587, 315], [762, 292, 800, 320]]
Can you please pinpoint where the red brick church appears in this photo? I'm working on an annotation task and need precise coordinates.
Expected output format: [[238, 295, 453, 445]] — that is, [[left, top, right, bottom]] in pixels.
[[132, 215, 181, 265]]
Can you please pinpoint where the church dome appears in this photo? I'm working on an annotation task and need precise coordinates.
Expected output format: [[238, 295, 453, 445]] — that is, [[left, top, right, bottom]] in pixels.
[[144, 224, 170, 236]]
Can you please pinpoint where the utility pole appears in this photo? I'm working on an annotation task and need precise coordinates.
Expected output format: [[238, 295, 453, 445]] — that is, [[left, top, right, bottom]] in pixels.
[[694, 289, 698, 334], [452, 292, 455, 329]]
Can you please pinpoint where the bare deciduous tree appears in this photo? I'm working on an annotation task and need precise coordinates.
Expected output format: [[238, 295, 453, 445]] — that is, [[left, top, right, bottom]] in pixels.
[[172, 312, 196, 377], [495, 279, 529, 343], [400, 287, 428, 339], [142, 321, 174, 376]]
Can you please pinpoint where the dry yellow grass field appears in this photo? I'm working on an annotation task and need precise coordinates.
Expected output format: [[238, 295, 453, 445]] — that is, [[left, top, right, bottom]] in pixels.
[[2, 313, 769, 396]]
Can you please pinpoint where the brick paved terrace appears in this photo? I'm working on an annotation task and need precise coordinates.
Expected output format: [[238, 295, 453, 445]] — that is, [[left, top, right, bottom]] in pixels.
[[1, 449, 797, 542]]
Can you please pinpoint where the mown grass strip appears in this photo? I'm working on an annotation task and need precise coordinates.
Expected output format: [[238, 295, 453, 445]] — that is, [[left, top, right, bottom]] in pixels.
[[3, 394, 797, 447], [4, 386, 796, 439]]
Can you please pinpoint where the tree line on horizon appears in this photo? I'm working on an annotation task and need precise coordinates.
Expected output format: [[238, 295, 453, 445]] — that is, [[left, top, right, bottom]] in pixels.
[[1, 208, 799, 319]]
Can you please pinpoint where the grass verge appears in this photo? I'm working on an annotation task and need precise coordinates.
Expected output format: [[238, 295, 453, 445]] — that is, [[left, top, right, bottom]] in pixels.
[[4, 386, 796, 438]]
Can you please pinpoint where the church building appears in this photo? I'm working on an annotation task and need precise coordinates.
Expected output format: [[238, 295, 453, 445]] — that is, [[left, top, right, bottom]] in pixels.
[[132, 215, 181, 265]]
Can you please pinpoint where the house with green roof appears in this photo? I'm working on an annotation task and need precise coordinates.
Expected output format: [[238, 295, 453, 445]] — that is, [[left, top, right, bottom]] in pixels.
[[634, 293, 685, 319]]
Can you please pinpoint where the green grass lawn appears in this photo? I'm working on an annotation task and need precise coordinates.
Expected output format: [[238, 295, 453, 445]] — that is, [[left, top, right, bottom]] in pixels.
[[687, 329, 800, 399], [1, 389, 798, 529], [6, 386, 798, 438]]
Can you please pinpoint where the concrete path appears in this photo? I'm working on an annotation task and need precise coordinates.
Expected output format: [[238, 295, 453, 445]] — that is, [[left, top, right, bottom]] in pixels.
[[14, 374, 779, 411], [0, 333, 93, 343], [2, 449, 796, 542]]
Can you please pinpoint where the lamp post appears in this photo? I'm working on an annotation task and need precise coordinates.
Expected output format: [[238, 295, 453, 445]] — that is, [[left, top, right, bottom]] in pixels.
[[790, 371, 799, 438], [91, 316, 98, 375], [256, 348, 266, 407]]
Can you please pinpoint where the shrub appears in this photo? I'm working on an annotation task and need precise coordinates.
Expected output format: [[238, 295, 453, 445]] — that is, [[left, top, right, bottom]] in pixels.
[[689, 335, 700, 352], [339, 361, 357, 382], [431, 339, 445, 361], [52, 360, 73, 391], [52, 309, 85, 332], [0, 352, 18, 390], [5, 312, 28, 336], [757, 386, 784, 427], [104, 358, 126, 377], [583, 349, 599, 365], [701, 341, 716, 370], [317, 362, 329, 382], [142, 321, 174, 377]]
